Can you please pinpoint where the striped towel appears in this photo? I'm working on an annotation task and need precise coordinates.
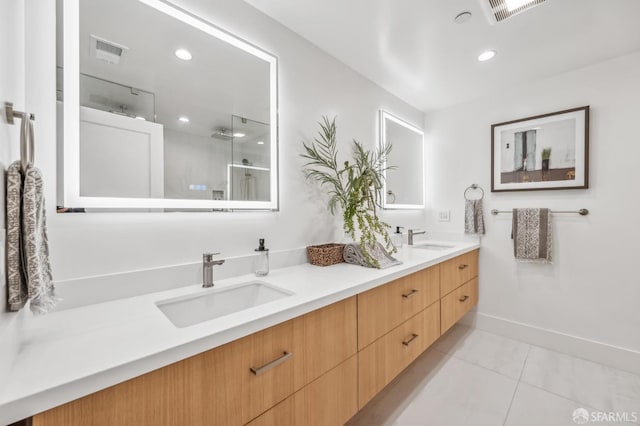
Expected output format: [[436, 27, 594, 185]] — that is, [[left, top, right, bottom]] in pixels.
[[7, 161, 57, 313], [464, 199, 485, 235], [343, 242, 402, 269], [511, 208, 552, 263]]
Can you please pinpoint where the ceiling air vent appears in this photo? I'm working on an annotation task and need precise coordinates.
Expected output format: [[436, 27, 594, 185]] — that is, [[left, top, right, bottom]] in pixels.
[[211, 128, 233, 141], [479, 0, 546, 24], [90, 35, 129, 65]]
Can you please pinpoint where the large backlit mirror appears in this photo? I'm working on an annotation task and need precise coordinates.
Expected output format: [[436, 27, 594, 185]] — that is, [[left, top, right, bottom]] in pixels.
[[57, 0, 278, 210], [380, 111, 425, 209]]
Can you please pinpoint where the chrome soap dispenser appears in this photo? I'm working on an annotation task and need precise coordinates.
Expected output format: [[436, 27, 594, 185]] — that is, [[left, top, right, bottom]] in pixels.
[[392, 226, 404, 248], [254, 238, 269, 277]]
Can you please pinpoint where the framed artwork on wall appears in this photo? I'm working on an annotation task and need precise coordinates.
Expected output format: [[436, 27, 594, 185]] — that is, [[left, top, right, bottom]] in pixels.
[[491, 106, 589, 192]]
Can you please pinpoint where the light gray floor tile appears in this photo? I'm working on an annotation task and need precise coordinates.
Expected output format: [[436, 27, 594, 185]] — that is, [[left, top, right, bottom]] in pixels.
[[505, 382, 600, 426], [521, 346, 640, 415], [347, 349, 450, 426], [390, 355, 517, 426], [434, 324, 530, 379]]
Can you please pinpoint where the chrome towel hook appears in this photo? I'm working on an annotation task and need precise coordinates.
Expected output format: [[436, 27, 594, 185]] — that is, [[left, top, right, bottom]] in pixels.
[[5, 102, 36, 173], [5, 102, 35, 124]]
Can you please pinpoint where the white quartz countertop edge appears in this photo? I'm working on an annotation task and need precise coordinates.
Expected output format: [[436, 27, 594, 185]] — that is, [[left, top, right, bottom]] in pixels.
[[0, 240, 479, 424]]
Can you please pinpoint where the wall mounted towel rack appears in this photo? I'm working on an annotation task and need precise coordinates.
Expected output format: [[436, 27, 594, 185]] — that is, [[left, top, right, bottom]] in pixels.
[[5, 101, 35, 173], [5, 102, 35, 124], [491, 208, 589, 216], [464, 184, 484, 200]]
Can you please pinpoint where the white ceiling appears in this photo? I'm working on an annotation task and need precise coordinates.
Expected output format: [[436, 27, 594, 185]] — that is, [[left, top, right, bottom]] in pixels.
[[244, 0, 640, 112]]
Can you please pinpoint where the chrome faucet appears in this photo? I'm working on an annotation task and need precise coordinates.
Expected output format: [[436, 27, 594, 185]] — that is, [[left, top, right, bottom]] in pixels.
[[203, 253, 225, 288], [408, 229, 426, 246]]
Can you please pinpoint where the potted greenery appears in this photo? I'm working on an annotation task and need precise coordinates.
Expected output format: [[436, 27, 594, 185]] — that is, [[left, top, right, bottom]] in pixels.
[[541, 148, 552, 171], [301, 116, 396, 267]]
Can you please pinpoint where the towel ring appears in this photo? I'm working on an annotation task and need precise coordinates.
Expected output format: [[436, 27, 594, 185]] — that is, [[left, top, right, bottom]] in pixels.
[[386, 190, 396, 204], [464, 184, 484, 201]]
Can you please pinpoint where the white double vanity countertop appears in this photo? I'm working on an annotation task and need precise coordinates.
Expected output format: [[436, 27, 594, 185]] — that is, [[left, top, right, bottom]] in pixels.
[[0, 239, 479, 424]]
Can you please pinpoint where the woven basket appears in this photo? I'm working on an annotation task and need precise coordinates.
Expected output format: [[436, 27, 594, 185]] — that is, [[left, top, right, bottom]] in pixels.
[[306, 243, 345, 267]]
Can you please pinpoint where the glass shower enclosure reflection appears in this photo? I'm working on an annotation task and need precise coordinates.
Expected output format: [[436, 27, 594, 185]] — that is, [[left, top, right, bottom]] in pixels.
[[228, 115, 271, 202]]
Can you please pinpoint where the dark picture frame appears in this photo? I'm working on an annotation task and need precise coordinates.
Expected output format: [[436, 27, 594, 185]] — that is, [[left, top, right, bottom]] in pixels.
[[491, 106, 589, 192]]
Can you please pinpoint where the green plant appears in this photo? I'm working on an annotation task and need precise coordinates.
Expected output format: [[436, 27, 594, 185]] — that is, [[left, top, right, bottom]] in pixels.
[[301, 116, 396, 267], [542, 148, 552, 160]]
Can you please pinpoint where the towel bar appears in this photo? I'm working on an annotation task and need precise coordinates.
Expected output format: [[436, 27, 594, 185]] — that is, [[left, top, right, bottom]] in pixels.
[[491, 208, 589, 216]]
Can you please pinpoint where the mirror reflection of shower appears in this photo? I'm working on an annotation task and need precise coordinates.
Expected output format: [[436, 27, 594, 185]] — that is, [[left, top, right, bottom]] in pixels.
[[226, 115, 271, 201]]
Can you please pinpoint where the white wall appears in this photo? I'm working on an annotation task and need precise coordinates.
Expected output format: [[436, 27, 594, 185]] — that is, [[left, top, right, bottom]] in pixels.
[[0, 0, 26, 386], [425, 51, 640, 355], [27, 0, 426, 282]]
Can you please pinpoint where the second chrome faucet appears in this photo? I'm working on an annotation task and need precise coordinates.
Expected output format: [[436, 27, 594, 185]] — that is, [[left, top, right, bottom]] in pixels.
[[407, 229, 426, 246], [203, 253, 225, 288]]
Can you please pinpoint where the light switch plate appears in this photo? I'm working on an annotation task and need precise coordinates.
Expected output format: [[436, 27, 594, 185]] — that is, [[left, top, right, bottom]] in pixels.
[[438, 210, 450, 222]]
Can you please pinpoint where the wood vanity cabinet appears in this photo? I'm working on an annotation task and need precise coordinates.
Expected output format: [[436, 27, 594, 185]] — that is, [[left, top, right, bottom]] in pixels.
[[32, 250, 479, 426], [357, 249, 478, 409], [33, 297, 357, 426]]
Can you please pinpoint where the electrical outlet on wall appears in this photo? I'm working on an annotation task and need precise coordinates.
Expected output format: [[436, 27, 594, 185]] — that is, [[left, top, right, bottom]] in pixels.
[[438, 210, 451, 222]]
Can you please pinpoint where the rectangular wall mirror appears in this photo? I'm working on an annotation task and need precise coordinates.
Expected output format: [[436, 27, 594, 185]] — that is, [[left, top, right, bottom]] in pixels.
[[380, 111, 425, 209], [57, 0, 278, 210]]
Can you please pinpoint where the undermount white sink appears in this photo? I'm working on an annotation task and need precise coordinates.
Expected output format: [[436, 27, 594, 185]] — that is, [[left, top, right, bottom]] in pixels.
[[412, 243, 455, 251], [156, 281, 294, 328]]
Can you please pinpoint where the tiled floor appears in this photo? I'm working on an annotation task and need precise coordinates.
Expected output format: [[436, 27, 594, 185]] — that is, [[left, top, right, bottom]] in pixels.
[[347, 325, 640, 426]]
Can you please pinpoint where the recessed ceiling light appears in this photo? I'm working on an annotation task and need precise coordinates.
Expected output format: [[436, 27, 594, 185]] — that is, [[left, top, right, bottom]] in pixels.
[[454, 11, 472, 24], [477, 50, 496, 62], [257, 141, 265, 145], [174, 49, 192, 61], [233, 132, 245, 138], [178, 116, 190, 123], [135, 116, 146, 121], [505, 0, 534, 12]]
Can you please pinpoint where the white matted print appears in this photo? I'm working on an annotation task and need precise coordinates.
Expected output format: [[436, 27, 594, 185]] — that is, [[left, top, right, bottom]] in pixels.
[[491, 106, 589, 192]]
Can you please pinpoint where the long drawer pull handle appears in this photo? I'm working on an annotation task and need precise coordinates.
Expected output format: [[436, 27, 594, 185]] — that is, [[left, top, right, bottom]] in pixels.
[[402, 289, 419, 298], [459, 295, 469, 302], [402, 333, 419, 346], [250, 351, 292, 376], [458, 264, 469, 270]]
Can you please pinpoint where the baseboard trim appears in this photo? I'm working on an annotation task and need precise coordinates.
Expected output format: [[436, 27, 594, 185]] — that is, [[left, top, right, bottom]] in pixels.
[[460, 311, 640, 376]]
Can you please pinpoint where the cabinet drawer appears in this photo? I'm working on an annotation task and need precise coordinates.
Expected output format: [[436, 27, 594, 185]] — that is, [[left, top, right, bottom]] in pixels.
[[440, 250, 478, 296], [33, 319, 302, 426], [300, 297, 357, 386], [440, 277, 478, 334], [358, 266, 440, 350], [233, 319, 303, 424], [246, 355, 358, 426], [358, 302, 440, 408]]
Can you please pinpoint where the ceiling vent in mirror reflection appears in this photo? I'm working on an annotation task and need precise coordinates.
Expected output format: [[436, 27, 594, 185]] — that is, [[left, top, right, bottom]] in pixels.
[[90, 34, 128, 65]]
